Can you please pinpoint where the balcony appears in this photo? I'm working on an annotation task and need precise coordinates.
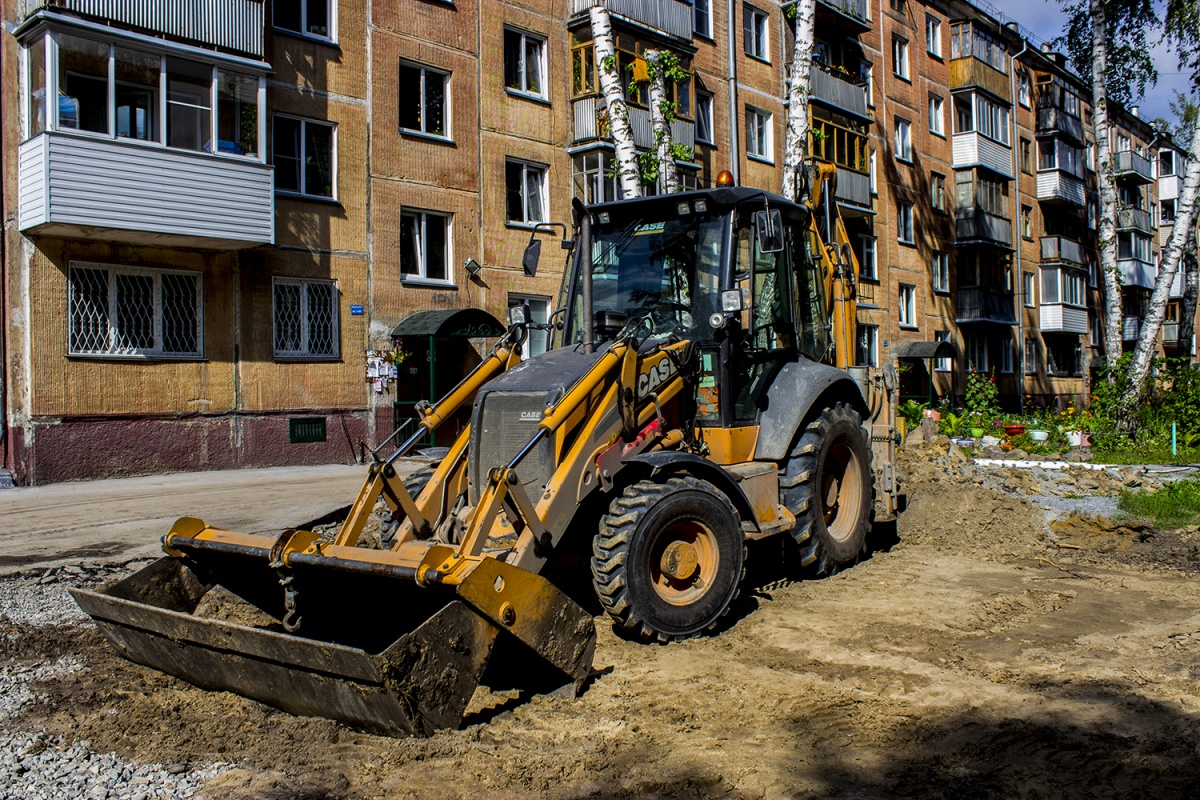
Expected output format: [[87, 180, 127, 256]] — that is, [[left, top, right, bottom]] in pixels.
[[809, 62, 870, 121], [19, 0, 265, 57], [1117, 206, 1153, 233], [1160, 174, 1183, 201], [1040, 236, 1086, 266], [956, 287, 1016, 324], [1113, 150, 1154, 185], [955, 207, 1012, 248], [572, 96, 695, 151], [833, 168, 871, 212], [1118, 258, 1155, 289], [19, 132, 274, 248], [1036, 170, 1086, 207], [1039, 305, 1088, 334], [1122, 316, 1141, 341], [950, 58, 1011, 103], [816, 0, 870, 33], [952, 132, 1013, 178], [568, 0, 692, 42], [1164, 321, 1180, 343], [1035, 107, 1085, 144]]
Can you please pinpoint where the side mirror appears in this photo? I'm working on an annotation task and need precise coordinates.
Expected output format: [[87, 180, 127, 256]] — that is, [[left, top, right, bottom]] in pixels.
[[755, 209, 784, 254], [522, 238, 542, 277]]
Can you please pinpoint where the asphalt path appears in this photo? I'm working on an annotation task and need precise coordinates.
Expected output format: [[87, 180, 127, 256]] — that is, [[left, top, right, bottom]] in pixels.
[[0, 464, 380, 576]]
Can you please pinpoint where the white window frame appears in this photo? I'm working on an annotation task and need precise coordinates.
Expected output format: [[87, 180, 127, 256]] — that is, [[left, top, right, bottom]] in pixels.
[[68, 261, 204, 358], [861, 61, 874, 107], [928, 94, 944, 136], [272, 277, 340, 359], [1090, 316, 1101, 347], [894, 118, 911, 161], [509, 294, 552, 359], [1017, 71, 1031, 108], [273, 0, 337, 44], [505, 158, 547, 226], [897, 201, 914, 244], [693, 0, 713, 38], [743, 5, 770, 62], [400, 209, 453, 286], [892, 36, 909, 80], [503, 27, 547, 100], [399, 61, 450, 140], [899, 283, 917, 328], [273, 114, 337, 199], [696, 91, 714, 144], [926, 16, 942, 58], [869, 147, 877, 193], [746, 106, 772, 162], [858, 235, 877, 280], [857, 324, 879, 367], [1161, 150, 1177, 176], [1023, 270, 1035, 307], [932, 252, 949, 292], [1024, 336, 1037, 375], [935, 330, 952, 372]]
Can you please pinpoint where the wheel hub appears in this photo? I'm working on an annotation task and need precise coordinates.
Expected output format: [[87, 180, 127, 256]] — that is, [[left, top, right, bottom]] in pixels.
[[660, 541, 699, 581]]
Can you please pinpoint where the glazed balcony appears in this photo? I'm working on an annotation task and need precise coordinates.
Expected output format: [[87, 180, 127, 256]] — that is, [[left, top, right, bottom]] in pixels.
[[18, 0, 265, 57], [1035, 107, 1085, 144], [1118, 258, 1155, 289], [1036, 170, 1085, 207], [1040, 236, 1086, 267], [1113, 150, 1154, 185], [950, 58, 1011, 103], [952, 132, 1013, 177], [1039, 305, 1088, 335], [956, 287, 1016, 325], [568, 0, 692, 42]]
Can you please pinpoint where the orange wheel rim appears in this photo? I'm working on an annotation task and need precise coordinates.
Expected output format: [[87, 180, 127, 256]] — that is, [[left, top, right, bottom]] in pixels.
[[650, 520, 719, 606], [822, 441, 864, 543]]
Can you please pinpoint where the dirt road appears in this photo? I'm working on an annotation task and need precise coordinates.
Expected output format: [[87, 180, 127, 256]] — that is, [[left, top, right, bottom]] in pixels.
[[5, 450, 1200, 798]]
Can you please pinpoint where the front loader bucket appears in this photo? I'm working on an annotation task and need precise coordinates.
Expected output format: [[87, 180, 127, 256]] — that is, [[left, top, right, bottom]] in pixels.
[[71, 548, 595, 737]]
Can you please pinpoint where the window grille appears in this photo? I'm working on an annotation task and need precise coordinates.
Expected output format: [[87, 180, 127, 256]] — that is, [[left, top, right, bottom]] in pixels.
[[69, 263, 202, 357], [274, 278, 338, 358]]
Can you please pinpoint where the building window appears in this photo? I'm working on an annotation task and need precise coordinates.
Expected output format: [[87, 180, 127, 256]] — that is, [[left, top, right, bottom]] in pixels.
[[999, 339, 1014, 373], [869, 148, 877, 193], [273, 278, 338, 358], [572, 151, 619, 204], [861, 61, 874, 106], [929, 94, 944, 136], [931, 172, 946, 211], [1023, 270, 1035, 307], [892, 36, 909, 80], [1088, 201, 1097, 230], [858, 236, 877, 280], [696, 91, 714, 144], [505, 159, 546, 225], [897, 201, 914, 244], [509, 295, 552, 358], [926, 16, 942, 57], [1021, 205, 1033, 240], [857, 324, 878, 367], [890, 0, 907, 12], [932, 252, 949, 292], [1087, 142, 1096, 171], [1020, 138, 1032, 173], [399, 62, 448, 139], [899, 284, 917, 327], [504, 28, 546, 99], [894, 118, 912, 161], [400, 210, 451, 283], [68, 263, 202, 358], [935, 330, 952, 371], [1161, 150, 1177, 176], [1091, 316, 1101, 347], [1024, 336, 1038, 374], [1088, 256, 1098, 287], [746, 106, 772, 161], [274, 116, 336, 198], [1116, 132, 1131, 153], [1017, 71, 1031, 107], [274, 0, 334, 41], [693, 0, 712, 37], [743, 5, 769, 61], [1162, 199, 1177, 225], [966, 334, 987, 371]]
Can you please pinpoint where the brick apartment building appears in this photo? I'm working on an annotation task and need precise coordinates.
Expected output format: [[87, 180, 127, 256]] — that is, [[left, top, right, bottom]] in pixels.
[[0, 0, 1189, 484]]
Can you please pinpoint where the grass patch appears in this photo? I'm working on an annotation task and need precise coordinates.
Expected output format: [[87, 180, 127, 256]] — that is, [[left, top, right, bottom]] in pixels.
[[1090, 448, 1200, 466], [1117, 476, 1200, 529]]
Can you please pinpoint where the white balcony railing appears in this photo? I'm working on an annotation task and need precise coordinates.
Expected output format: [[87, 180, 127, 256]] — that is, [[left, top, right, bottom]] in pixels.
[[568, 0, 692, 41], [20, 0, 265, 57], [1039, 305, 1088, 334], [1036, 170, 1085, 206], [952, 132, 1013, 178], [19, 132, 273, 248]]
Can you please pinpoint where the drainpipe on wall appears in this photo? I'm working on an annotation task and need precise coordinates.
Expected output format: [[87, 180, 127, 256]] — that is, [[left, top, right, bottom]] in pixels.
[[726, 0, 740, 184], [0, 24, 12, 485], [1010, 35, 1028, 414]]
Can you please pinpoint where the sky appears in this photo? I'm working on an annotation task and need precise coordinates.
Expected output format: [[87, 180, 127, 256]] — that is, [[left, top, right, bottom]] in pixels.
[[992, 0, 1192, 130]]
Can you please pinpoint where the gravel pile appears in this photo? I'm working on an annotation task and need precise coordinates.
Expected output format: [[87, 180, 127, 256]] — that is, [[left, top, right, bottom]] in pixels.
[[0, 581, 88, 628], [0, 657, 83, 720]]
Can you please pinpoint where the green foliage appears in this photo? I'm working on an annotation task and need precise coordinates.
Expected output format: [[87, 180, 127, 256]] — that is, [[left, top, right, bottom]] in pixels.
[[601, 54, 617, 73], [898, 400, 928, 430], [668, 142, 694, 162], [1118, 476, 1200, 528], [965, 369, 1000, 417], [1056, 0, 1160, 106]]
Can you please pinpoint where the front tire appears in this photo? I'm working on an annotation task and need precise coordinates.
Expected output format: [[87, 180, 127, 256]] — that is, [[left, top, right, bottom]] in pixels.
[[779, 402, 874, 575], [591, 477, 746, 642]]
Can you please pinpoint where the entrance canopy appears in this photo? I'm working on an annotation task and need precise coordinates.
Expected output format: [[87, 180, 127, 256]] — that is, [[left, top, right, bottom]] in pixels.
[[390, 308, 505, 339], [897, 340, 955, 360]]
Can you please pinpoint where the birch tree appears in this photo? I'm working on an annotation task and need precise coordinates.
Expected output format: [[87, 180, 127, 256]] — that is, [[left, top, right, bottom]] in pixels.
[[645, 49, 679, 194], [1178, 231, 1199, 353], [781, 0, 816, 202], [1089, 0, 1124, 370], [590, 5, 640, 199]]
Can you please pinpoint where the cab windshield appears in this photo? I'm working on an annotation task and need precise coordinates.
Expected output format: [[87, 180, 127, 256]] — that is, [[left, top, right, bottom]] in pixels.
[[565, 214, 727, 344]]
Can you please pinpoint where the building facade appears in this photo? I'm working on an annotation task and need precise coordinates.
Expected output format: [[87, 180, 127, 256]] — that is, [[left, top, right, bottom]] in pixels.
[[0, 0, 1189, 484]]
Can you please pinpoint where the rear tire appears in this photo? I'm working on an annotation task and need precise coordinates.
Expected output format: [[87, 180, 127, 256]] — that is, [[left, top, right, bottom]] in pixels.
[[779, 402, 874, 575], [592, 477, 746, 642]]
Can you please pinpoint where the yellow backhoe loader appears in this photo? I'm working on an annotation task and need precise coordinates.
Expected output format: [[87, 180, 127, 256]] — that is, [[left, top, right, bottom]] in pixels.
[[72, 163, 901, 737]]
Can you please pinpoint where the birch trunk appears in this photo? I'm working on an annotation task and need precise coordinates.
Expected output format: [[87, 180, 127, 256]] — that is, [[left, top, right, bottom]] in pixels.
[[1120, 114, 1200, 408], [781, 0, 815, 202], [1178, 229, 1199, 356], [645, 50, 679, 194], [590, 5, 641, 199], [1089, 0, 1123, 374]]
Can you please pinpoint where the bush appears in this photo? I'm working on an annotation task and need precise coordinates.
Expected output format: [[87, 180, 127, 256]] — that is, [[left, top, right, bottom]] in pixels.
[[965, 370, 1000, 417], [898, 400, 927, 431]]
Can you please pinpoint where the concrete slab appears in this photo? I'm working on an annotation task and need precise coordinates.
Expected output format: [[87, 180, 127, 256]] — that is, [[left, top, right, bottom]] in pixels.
[[0, 464, 383, 576]]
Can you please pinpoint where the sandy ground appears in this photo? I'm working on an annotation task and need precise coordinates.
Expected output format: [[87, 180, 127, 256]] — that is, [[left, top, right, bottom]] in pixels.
[[5, 451, 1200, 799]]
